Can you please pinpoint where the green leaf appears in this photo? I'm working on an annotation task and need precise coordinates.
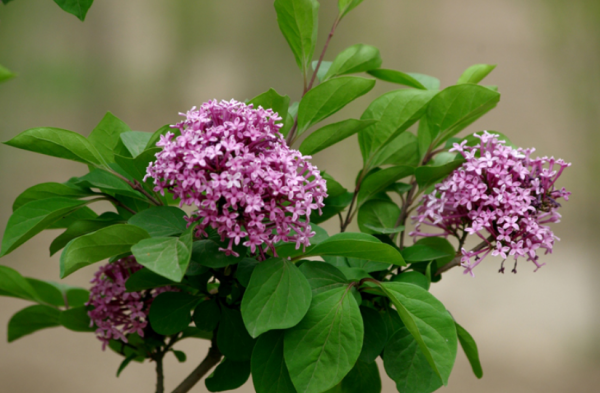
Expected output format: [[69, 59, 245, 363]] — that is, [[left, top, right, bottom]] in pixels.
[[358, 306, 388, 363], [1, 198, 90, 257], [299, 119, 375, 156], [145, 125, 175, 150], [131, 225, 194, 282], [324, 44, 382, 80], [426, 84, 500, 146], [148, 292, 199, 335], [299, 261, 348, 294], [12, 182, 92, 211], [383, 327, 443, 393], [119, 131, 152, 158], [60, 306, 95, 332], [284, 285, 364, 393], [114, 147, 161, 185], [456, 323, 483, 379], [359, 89, 437, 164], [275, 223, 329, 259], [346, 257, 390, 273], [321, 173, 346, 198], [357, 166, 414, 207], [206, 358, 251, 392], [357, 200, 401, 235], [48, 206, 98, 229], [249, 88, 291, 121], [303, 233, 406, 266], [0, 64, 16, 83], [372, 131, 419, 167], [251, 330, 297, 393], [274, 0, 319, 71], [53, 0, 94, 21], [457, 64, 496, 85], [125, 268, 175, 292], [311, 192, 353, 224], [341, 360, 381, 393], [50, 213, 124, 255], [116, 354, 137, 377], [25, 278, 64, 306], [128, 206, 187, 237], [297, 76, 376, 135], [401, 242, 454, 263], [380, 282, 457, 385], [235, 258, 260, 287], [172, 349, 187, 362], [193, 299, 221, 332], [191, 239, 244, 268], [392, 271, 430, 291], [408, 73, 440, 90], [75, 169, 145, 200], [87, 112, 131, 163], [312, 60, 332, 83], [338, 0, 364, 17], [0, 266, 41, 302], [241, 258, 312, 338], [367, 69, 427, 89], [4, 127, 103, 166], [414, 158, 464, 188], [217, 306, 256, 361], [8, 305, 60, 342], [59, 224, 150, 278]]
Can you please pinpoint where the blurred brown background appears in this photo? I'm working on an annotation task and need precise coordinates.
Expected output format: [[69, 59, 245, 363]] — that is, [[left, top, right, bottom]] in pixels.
[[0, 0, 598, 392]]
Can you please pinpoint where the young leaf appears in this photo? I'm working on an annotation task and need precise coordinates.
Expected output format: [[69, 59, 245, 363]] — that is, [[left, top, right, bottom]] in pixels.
[[251, 330, 297, 393], [414, 158, 464, 188], [128, 206, 187, 237], [297, 76, 376, 135], [338, 0, 364, 18], [357, 166, 414, 207], [241, 258, 312, 338], [409, 73, 441, 90], [148, 292, 199, 335], [131, 225, 194, 282], [380, 282, 457, 385], [116, 354, 137, 377], [321, 173, 347, 198], [384, 327, 443, 393], [193, 299, 221, 332], [59, 224, 150, 278], [50, 212, 124, 255], [53, 0, 94, 21], [0, 64, 16, 83], [457, 64, 496, 85], [145, 125, 175, 150], [60, 306, 95, 332], [7, 305, 60, 342], [401, 241, 455, 263], [12, 182, 93, 211], [284, 285, 364, 393], [205, 358, 251, 392], [119, 131, 152, 158], [75, 169, 145, 200], [357, 200, 401, 235], [367, 69, 427, 89], [125, 268, 176, 292], [312, 60, 333, 83], [324, 44, 382, 80], [217, 307, 256, 361], [456, 323, 483, 378], [172, 350, 187, 362], [341, 360, 381, 393], [25, 278, 64, 306], [4, 127, 103, 166], [87, 112, 131, 163], [0, 266, 41, 302], [274, 0, 319, 71], [392, 271, 430, 291], [248, 88, 291, 121], [1, 197, 90, 257], [358, 306, 388, 363], [299, 119, 375, 156]]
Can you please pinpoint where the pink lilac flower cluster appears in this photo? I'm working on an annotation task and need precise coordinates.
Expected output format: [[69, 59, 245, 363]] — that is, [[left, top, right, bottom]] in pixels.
[[145, 99, 327, 259], [411, 131, 570, 276], [87, 256, 174, 349]]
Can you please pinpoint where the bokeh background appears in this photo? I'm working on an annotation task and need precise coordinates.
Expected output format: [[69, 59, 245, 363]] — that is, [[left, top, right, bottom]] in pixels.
[[0, 0, 598, 392]]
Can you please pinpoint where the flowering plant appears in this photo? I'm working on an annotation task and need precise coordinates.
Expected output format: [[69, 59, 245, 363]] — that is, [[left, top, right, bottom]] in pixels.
[[0, 1, 569, 393]]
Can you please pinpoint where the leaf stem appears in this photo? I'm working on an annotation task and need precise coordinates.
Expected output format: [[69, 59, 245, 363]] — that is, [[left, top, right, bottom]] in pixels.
[[434, 236, 494, 276], [171, 340, 222, 393]]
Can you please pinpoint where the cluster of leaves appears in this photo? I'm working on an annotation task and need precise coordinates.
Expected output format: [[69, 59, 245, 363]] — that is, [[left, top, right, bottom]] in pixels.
[[1, 0, 94, 21], [0, 1, 505, 393]]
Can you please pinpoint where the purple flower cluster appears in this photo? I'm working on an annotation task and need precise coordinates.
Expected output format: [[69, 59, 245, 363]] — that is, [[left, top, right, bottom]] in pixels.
[[145, 99, 327, 258], [411, 131, 570, 276], [87, 257, 173, 349]]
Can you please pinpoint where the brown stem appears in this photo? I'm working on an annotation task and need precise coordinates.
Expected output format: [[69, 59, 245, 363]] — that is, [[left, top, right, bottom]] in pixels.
[[155, 355, 165, 393], [394, 179, 418, 249], [435, 237, 494, 276], [171, 343, 222, 393], [306, 17, 340, 93], [340, 169, 367, 232]]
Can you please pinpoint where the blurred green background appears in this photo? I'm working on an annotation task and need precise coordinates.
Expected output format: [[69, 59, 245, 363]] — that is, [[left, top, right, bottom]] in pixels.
[[0, 1, 598, 392]]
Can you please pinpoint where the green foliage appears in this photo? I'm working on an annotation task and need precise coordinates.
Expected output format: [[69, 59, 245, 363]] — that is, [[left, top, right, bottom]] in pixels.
[[457, 64, 496, 85], [357, 199, 402, 235], [50, 213, 124, 255], [249, 88, 290, 121], [8, 305, 61, 342], [0, 64, 16, 83], [217, 307, 256, 362], [340, 360, 382, 393], [0, 265, 42, 303], [128, 206, 187, 237], [191, 239, 244, 268], [367, 69, 439, 90], [274, 0, 319, 72], [338, 0, 365, 18], [251, 330, 297, 393], [357, 166, 414, 207], [193, 299, 221, 332], [53, 0, 94, 22], [125, 268, 175, 292], [149, 292, 199, 335], [358, 306, 388, 364], [206, 358, 251, 392], [324, 44, 382, 80], [456, 323, 483, 379], [60, 306, 95, 332], [12, 182, 93, 211], [87, 112, 131, 163], [299, 119, 376, 156], [119, 131, 152, 158]]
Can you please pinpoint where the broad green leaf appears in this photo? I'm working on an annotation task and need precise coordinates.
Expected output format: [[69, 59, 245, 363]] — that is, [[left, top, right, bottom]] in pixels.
[[191, 239, 244, 268], [274, 0, 319, 71], [217, 307, 256, 361], [148, 292, 199, 335], [60, 224, 150, 278], [357, 166, 414, 207], [12, 182, 92, 211], [26, 278, 64, 306], [172, 350, 186, 362], [249, 88, 291, 121], [303, 233, 406, 266], [48, 206, 98, 229], [131, 225, 194, 282], [457, 64, 496, 85], [321, 173, 346, 198], [384, 327, 443, 393], [87, 112, 131, 163], [128, 206, 187, 237], [338, 267, 369, 282], [401, 242, 454, 263], [357, 200, 401, 235], [114, 147, 161, 185], [206, 358, 251, 392], [312, 60, 332, 83], [275, 223, 329, 259], [299, 261, 348, 294], [297, 76, 375, 135], [415, 158, 464, 188], [413, 237, 455, 269], [0, 64, 16, 83], [324, 44, 382, 80], [338, 0, 364, 17], [372, 131, 419, 167], [4, 127, 103, 166], [117, 354, 138, 377], [392, 271, 430, 291], [386, 182, 412, 196], [341, 360, 381, 393], [380, 282, 457, 385], [426, 84, 500, 146], [34, 281, 89, 307], [0, 266, 41, 302], [456, 323, 483, 378], [125, 268, 175, 292], [311, 192, 353, 224], [251, 330, 297, 393], [8, 305, 60, 342], [359, 89, 437, 163], [235, 258, 260, 288], [75, 169, 145, 200], [1, 197, 90, 257], [120, 131, 152, 158], [60, 306, 95, 332], [53, 0, 94, 21], [193, 299, 221, 332], [50, 212, 124, 255], [367, 69, 427, 89], [145, 125, 174, 150], [346, 257, 390, 273], [241, 258, 312, 338], [408, 73, 441, 90], [358, 306, 388, 363], [284, 285, 364, 393], [299, 119, 375, 156]]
